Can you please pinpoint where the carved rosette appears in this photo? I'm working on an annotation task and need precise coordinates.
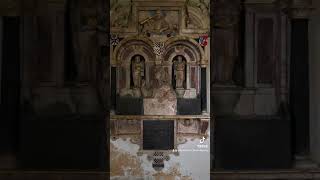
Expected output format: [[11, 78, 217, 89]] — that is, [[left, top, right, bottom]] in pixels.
[[110, 34, 120, 46]]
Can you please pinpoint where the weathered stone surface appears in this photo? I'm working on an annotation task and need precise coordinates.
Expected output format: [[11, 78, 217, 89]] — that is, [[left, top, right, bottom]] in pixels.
[[144, 98, 177, 115], [144, 85, 177, 115]]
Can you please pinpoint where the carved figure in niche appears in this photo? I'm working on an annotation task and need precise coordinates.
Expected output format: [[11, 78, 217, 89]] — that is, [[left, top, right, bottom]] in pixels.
[[131, 56, 145, 88], [140, 9, 177, 35], [173, 56, 186, 89]]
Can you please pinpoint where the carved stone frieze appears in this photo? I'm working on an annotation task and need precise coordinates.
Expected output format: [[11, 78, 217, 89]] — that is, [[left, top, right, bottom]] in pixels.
[[110, 119, 141, 145], [139, 9, 179, 37], [111, 0, 136, 31], [110, 115, 210, 147]]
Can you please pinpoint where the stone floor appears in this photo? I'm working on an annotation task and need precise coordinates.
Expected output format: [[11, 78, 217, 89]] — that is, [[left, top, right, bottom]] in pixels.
[[211, 169, 320, 180], [0, 170, 320, 180]]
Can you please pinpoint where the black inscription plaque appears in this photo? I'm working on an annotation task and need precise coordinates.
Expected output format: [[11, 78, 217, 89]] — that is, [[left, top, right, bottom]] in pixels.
[[143, 120, 174, 150]]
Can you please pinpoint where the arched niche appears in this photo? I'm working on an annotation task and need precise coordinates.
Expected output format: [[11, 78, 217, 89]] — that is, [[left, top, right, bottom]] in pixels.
[[113, 37, 155, 93], [163, 37, 205, 96], [130, 55, 145, 89]]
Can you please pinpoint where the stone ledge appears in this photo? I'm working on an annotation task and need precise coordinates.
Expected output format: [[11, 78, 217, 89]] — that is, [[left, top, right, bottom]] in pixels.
[[111, 114, 210, 120], [0, 171, 108, 180], [0, 170, 320, 179], [211, 169, 320, 179]]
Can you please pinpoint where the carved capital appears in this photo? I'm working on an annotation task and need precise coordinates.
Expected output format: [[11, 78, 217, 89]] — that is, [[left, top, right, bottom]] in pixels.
[[47, 0, 66, 11], [289, 0, 314, 19]]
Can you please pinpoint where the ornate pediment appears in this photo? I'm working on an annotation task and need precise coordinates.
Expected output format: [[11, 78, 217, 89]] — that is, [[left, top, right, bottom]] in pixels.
[[111, 0, 210, 35]]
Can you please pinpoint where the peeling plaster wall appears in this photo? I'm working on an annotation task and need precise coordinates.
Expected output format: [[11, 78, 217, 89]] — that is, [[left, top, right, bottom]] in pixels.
[[110, 134, 210, 180]]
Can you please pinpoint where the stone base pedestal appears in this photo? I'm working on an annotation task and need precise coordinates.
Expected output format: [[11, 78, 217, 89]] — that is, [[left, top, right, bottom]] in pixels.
[[211, 85, 241, 116], [294, 155, 318, 169]]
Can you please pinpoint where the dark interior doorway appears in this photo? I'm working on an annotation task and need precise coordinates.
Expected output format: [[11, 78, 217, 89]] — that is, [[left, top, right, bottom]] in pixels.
[[0, 17, 20, 159]]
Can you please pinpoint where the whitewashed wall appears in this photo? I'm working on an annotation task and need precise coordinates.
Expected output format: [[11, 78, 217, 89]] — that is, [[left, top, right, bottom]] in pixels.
[[110, 133, 210, 180]]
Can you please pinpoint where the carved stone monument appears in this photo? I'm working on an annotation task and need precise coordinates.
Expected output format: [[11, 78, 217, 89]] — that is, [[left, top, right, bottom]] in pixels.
[[110, 0, 210, 176]]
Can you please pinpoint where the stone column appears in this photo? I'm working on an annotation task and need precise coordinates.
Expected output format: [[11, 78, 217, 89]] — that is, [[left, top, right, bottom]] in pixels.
[[0, 17, 2, 104], [201, 67, 207, 113], [289, 0, 315, 167], [244, 7, 255, 88], [48, 0, 66, 87]]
